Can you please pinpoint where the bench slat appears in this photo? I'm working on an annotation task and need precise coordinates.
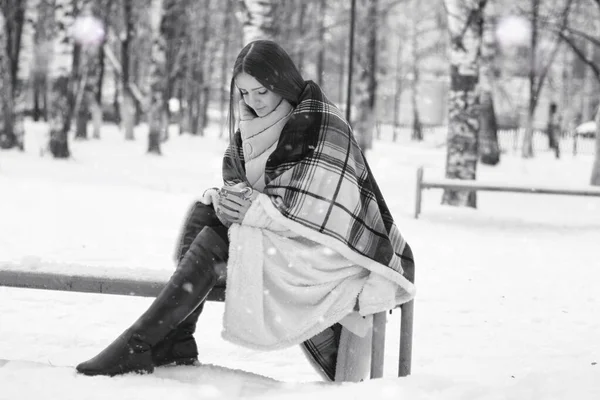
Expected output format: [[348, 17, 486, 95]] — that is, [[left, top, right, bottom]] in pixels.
[[422, 179, 600, 197], [0, 269, 226, 301], [415, 166, 600, 218]]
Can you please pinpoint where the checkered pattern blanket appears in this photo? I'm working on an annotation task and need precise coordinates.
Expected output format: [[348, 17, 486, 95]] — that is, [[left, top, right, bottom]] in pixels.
[[223, 80, 414, 285]]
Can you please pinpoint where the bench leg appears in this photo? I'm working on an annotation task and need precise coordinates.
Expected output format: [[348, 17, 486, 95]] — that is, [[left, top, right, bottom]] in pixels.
[[370, 311, 386, 379], [398, 300, 414, 377], [415, 166, 424, 219]]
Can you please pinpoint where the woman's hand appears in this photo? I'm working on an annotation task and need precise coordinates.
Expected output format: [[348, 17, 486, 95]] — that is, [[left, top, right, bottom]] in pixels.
[[214, 185, 258, 225], [239, 99, 256, 121]]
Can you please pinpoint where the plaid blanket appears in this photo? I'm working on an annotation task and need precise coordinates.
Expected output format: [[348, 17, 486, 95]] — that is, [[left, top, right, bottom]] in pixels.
[[223, 80, 415, 293]]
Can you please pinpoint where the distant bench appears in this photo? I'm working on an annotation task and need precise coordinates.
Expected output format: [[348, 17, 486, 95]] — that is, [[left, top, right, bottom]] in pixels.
[[414, 166, 600, 218], [0, 261, 414, 380]]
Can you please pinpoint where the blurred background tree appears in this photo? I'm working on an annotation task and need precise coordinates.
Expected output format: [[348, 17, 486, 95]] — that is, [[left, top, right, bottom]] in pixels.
[[2, 0, 599, 187]]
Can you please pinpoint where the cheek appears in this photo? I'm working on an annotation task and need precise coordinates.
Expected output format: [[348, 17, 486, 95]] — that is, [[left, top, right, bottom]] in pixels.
[[268, 95, 281, 108]]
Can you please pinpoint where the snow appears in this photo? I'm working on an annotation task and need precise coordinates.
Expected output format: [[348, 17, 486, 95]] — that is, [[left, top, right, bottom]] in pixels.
[[1, 120, 599, 399]]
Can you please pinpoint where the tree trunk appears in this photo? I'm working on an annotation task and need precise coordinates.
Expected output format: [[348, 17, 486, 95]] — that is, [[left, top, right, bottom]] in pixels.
[[0, 11, 15, 149], [393, 36, 403, 142], [147, 0, 167, 155], [409, 0, 422, 141], [442, 0, 487, 208], [316, 0, 326, 87], [352, 0, 377, 152], [48, 76, 71, 158], [0, 0, 27, 150], [239, 0, 279, 44], [479, 91, 500, 164], [47, 0, 75, 159], [591, 105, 600, 186], [478, 0, 499, 165], [219, 0, 234, 138], [75, 1, 105, 140], [121, 0, 135, 140], [198, 0, 213, 136]]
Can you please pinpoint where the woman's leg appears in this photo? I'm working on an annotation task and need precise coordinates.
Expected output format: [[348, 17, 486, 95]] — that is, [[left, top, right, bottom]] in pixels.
[[76, 225, 228, 376], [152, 202, 228, 367]]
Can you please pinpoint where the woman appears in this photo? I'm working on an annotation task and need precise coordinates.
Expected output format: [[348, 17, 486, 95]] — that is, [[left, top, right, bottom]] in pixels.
[[76, 40, 415, 382]]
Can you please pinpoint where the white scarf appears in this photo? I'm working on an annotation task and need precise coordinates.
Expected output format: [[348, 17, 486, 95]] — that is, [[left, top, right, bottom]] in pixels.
[[238, 99, 294, 191]]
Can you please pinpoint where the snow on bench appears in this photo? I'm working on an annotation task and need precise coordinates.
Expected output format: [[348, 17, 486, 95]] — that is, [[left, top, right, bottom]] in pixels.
[[0, 260, 415, 379], [414, 166, 600, 218]]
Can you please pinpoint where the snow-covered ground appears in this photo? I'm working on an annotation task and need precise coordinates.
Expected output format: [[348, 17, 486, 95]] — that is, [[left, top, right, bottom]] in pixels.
[[1, 120, 599, 399]]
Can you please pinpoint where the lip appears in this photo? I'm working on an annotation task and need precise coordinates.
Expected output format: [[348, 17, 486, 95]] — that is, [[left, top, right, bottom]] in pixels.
[[255, 107, 265, 113]]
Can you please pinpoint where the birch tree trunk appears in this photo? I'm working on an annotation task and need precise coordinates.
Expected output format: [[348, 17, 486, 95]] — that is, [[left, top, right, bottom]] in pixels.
[[72, 1, 104, 140], [239, 0, 279, 45], [478, 1, 499, 165], [442, 0, 486, 208], [47, 0, 74, 158], [147, 0, 166, 155], [353, 0, 378, 152], [0, 0, 26, 150], [521, 0, 538, 158]]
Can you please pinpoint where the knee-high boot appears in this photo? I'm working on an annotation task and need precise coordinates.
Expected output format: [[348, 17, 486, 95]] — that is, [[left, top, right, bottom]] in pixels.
[[151, 202, 227, 367], [76, 227, 228, 376]]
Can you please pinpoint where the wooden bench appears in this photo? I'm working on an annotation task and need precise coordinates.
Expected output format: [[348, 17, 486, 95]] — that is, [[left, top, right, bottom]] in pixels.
[[0, 261, 415, 379], [414, 166, 600, 219]]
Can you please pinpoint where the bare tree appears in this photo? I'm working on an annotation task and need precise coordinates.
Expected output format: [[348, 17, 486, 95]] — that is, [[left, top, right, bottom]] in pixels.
[[442, 0, 487, 208], [555, 0, 600, 185], [521, 0, 573, 158], [353, 0, 378, 152], [239, 0, 279, 44]]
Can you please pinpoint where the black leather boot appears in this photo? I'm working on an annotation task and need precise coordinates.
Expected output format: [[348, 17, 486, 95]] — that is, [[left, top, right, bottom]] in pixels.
[[150, 303, 204, 367], [76, 227, 228, 376], [151, 202, 227, 367]]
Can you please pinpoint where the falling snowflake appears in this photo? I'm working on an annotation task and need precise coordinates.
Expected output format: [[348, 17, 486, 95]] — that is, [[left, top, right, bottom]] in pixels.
[[322, 247, 335, 256], [182, 282, 194, 293]]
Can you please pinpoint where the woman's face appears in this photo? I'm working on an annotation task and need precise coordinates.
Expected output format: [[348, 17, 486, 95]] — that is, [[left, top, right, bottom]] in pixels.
[[235, 72, 282, 117]]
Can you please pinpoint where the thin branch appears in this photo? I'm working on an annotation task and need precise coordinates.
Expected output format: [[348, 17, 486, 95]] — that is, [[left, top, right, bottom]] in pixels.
[[542, 20, 600, 48], [533, 0, 574, 102], [560, 31, 600, 82]]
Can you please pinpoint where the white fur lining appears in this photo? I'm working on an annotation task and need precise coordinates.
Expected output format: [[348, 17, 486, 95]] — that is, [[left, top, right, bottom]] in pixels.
[[255, 194, 416, 314], [222, 198, 369, 350]]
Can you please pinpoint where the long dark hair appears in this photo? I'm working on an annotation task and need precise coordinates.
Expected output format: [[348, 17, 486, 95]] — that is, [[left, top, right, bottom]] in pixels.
[[226, 40, 306, 182]]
